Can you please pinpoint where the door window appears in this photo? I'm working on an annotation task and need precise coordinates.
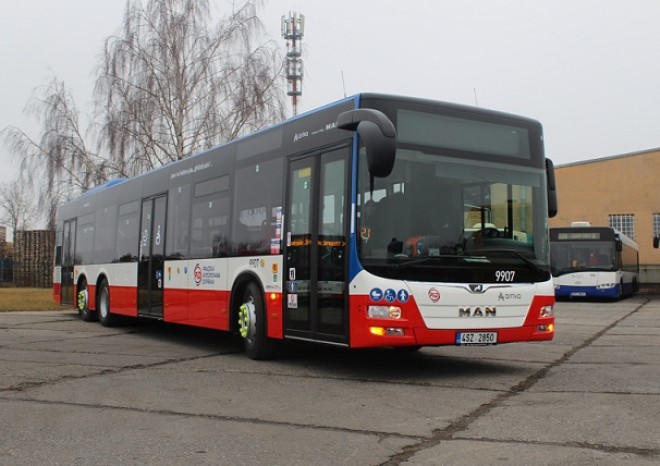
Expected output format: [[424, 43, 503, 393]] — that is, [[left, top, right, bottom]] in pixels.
[[284, 147, 348, 341]]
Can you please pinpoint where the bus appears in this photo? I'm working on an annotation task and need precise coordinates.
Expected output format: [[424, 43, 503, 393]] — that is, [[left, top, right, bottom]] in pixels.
[[550, 223, 639, 299], [53, 93, 558, 359]]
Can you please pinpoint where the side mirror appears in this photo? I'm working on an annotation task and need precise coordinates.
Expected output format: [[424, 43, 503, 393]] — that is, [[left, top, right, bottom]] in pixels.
[[337, 109, 396, 177], [654, 236, 659, 249], [616, 239, 623, 252], [545, 158, 558, 218]]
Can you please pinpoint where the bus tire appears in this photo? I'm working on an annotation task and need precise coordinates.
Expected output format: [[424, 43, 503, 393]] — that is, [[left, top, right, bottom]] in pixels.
[[97, 278, 118, 327], [77, 280, 96, 322], [238, 282, 276, 360]]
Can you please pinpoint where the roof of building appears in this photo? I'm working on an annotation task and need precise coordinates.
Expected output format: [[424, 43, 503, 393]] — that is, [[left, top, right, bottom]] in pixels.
[[557, 147, 660, 168]]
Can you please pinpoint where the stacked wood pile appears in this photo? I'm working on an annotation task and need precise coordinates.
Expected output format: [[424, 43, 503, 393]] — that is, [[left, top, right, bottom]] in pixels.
[[14, 230, 55, 288]]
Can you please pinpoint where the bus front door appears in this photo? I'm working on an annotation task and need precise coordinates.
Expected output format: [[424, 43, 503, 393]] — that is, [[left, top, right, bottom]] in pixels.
[[284, 148, 348, 344], [138, 194, 167, 318], [60, 218, 77, 305]]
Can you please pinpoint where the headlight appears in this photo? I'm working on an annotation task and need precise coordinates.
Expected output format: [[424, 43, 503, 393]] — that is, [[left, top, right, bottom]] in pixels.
[[540, 305, 554, 318], [368, 305, 402, 319], [596, 283, 615, 289]]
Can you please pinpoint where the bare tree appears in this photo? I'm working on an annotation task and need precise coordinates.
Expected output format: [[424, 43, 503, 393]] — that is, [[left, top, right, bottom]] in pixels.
[[2, 0, 287, 211], [2, 77, 105, 224], [95, 0, 287, 177], [0, 179, 35, 238]]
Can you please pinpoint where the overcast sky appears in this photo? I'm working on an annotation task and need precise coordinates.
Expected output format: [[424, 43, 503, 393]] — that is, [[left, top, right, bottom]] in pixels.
[[1, 0, 659, 187]]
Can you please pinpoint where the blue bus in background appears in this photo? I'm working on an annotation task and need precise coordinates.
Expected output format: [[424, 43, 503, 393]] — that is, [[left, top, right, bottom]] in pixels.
[[550, 223, 639, 299]]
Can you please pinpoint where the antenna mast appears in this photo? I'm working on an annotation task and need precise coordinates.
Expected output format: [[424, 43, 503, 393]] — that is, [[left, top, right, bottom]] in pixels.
[[281, 12, 305, 116]]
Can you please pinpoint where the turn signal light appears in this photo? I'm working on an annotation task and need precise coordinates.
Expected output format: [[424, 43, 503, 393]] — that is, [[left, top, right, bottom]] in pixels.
[[369, 326, 405, 336], [537, 323, 555, 332]]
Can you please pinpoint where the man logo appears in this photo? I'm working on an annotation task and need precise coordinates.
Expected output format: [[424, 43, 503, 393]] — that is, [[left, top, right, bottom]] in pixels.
[[468, 284, 485, 293], [459, 307, 496, 317]]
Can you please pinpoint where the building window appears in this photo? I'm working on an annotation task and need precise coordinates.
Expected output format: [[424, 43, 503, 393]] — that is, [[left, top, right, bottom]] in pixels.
[[653, 213, 660, 239], [609, 214, 635, 240]]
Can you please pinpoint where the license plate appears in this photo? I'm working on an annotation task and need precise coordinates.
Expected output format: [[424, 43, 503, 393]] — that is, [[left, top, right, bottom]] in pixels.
[[571, 292, 587, 297], [456, 331, 498, 346]]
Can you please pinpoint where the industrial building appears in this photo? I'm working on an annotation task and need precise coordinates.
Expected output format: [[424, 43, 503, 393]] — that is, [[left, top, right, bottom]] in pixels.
[[550, 148, 660, 284]]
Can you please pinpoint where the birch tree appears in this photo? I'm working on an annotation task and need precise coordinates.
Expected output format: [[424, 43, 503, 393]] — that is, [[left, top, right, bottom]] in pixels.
[[0, 178, 35, 237], [96, 0, 286, 177], [2, 0, 286, 218]]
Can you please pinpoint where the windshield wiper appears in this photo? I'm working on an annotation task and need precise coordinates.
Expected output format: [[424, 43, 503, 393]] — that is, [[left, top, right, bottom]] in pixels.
[[553, 266, 582, 275], [392, 255, 459, 270], [467, 248, 547, 275]]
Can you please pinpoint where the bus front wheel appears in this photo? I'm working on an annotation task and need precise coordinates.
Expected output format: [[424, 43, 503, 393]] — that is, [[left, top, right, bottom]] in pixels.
[[77, 280, 96, 322], [238, 282, 276, 360]]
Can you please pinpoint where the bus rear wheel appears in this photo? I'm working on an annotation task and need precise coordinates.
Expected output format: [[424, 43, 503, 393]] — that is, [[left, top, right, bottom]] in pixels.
[[238, 282, 276, 360], [97, 279, 118, 327]]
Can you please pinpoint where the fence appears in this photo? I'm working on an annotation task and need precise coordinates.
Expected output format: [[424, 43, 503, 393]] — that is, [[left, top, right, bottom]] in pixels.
[[0, 257, 12, 285]]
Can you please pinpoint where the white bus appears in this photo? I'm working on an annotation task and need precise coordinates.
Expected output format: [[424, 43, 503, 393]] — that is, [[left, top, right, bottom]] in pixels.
[[53, 93, 558, 359], [550, 223, 639, 299]]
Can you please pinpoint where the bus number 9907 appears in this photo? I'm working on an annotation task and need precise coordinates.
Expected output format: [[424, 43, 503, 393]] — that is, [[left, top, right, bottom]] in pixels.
[[495, 270, 515, 282]]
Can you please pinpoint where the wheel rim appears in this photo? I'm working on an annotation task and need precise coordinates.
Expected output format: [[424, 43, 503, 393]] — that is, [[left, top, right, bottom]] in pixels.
[[77, 288, 88, 313], [238, 298, 256, 342]]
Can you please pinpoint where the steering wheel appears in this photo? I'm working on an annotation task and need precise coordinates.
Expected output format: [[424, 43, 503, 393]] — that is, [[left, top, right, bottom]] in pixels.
[[482, 227, 500, 238]]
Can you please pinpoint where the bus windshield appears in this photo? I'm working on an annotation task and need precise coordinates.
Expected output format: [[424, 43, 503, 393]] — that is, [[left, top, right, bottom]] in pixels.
[[550, 241, 615, 275], [356, 109, 550, 284]]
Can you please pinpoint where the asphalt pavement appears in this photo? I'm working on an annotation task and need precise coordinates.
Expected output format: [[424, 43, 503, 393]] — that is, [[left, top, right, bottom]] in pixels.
[[1, 296, 659, 465]]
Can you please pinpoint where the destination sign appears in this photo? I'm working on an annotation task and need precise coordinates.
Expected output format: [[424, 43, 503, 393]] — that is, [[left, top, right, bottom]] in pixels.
[[556, 232, 601, 240]]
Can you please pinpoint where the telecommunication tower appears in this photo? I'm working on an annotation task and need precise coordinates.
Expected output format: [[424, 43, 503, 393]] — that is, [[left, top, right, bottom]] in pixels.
[[281, 11, 304, 116]]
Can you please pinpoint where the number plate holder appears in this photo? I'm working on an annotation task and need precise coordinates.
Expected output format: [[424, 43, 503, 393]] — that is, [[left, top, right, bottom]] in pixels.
[[455, 331, 498, 346]]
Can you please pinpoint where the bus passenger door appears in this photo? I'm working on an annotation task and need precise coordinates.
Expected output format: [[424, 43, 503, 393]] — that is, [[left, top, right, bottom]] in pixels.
[[284, 148, 348, 344], [60, 219, 77, 305], [138, 194, 167, 318]]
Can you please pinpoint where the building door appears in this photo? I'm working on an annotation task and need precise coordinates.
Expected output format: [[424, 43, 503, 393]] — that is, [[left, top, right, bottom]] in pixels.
[[60, 219, 77, 305], [284, 148, 348, 344], [138, 194, 167, 318]]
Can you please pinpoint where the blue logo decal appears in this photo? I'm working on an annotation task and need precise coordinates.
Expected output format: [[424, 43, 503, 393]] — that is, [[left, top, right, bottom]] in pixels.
[[397, 289, 409, 303], [369, 288, 383, 302], [384, 288, 396, 303]]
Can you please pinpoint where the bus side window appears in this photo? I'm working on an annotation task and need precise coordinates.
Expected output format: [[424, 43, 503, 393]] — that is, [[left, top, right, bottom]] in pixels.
[[191, 196, 229, 259], [168, 184, 191, 259], [116, 205, 140, 263], [233, 159, 283, 256]]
